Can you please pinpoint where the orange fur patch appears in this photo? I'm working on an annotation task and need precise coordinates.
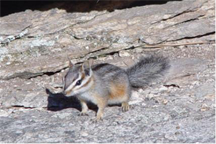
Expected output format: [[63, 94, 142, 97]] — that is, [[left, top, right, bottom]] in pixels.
[[109, 83, 126, 99], [90, 92, 108, 107]]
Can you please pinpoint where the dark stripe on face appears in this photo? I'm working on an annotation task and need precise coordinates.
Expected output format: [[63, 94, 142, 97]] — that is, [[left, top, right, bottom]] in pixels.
[[65, 73, 83, 92], [76, 76, 93, 91]]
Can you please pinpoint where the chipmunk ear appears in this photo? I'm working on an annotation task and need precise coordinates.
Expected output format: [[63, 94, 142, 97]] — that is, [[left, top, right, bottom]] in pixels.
[[68, 57, 73, 68], [80, 59, 93, 76], [80, 63, 85, 73], [88, 67, 93, 76], [69, 60, 74, 68], [88, 59, 93, 76]]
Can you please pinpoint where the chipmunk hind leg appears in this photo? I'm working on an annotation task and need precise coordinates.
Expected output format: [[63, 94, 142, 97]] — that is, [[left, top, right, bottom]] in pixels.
[[120, 82, 131, 112], [121, 89, 130, 112], [108, 82, 131, 112], [122, 101, 130, 112]]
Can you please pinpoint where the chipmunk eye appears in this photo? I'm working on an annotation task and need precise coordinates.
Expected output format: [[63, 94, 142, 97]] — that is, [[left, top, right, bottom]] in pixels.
[[76, 80, 82, 86]]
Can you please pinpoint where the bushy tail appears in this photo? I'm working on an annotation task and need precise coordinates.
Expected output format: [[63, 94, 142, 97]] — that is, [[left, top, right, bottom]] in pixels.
[[126, 55, 170, 88]]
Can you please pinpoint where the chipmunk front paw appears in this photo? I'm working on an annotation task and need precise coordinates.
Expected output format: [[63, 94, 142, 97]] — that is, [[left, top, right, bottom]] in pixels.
[[78, 112, 89, 116], [90, 117, 103, 123]]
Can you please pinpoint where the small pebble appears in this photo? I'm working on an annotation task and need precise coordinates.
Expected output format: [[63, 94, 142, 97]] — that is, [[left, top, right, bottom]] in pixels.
[[119, 51, 130, 57], [80, 131, 88, 137], [159, 86, 168, 92]]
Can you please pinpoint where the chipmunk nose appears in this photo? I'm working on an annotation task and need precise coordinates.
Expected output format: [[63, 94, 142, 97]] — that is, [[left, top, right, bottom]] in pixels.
[[63, 90, 70, 96]]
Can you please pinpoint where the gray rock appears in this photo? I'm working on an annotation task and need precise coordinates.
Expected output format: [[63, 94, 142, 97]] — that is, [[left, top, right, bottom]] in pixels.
[[0, 0, 214, 81]]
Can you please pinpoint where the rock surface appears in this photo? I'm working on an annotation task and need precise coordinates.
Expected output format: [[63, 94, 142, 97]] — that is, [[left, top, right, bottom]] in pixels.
[[0, 0, 215, 143]]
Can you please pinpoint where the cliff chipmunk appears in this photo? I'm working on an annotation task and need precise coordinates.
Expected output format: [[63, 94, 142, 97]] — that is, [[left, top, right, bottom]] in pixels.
[[63, 55, 170, 120]]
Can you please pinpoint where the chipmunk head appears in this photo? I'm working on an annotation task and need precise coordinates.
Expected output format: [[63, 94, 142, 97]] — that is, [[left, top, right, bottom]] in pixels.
[[63, 60, 94, 97]]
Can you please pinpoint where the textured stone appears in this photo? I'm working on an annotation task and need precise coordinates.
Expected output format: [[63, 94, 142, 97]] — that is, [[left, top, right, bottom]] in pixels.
[[0, 0, 214, 81]]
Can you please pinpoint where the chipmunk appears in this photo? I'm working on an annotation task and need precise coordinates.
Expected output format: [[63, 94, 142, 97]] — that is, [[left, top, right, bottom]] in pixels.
[[63, 55, 170, 121]]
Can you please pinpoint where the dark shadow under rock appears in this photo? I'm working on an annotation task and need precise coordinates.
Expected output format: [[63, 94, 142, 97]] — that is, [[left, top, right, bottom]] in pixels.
[[1, 0, 181, 17]]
